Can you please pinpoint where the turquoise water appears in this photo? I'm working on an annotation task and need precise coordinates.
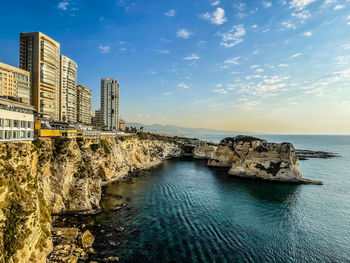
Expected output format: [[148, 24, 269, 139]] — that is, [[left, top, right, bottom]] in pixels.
[[68, 135, 350, 262]]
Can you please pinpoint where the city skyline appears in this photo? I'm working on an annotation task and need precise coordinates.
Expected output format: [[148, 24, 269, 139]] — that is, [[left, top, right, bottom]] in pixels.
[[1, 0, 350, 134]]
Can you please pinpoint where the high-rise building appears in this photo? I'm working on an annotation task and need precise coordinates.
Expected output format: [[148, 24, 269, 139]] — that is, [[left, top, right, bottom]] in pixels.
[[19, 32, 61, 120], [101, 78, 119, 130], [77, 85, 91, 124], [60, 55, 77, 123], [92, 109, 102, 125], [0, 62, 31, 104]]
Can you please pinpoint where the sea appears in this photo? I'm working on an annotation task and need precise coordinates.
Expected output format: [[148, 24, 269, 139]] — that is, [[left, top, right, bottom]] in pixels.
[[57, 135, 350, 263]]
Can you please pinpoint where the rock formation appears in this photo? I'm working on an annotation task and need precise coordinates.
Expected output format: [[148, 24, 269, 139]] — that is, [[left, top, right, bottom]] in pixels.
[[208, 136, 322, 184]]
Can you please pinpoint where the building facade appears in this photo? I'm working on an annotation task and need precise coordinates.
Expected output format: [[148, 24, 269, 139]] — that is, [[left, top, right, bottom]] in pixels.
[[60, 55, 77, 123], [101, 78, 119, 130], [0, 97, 35, 142], [77, 85, 91, 124], [0, 62, 31, 104], [20, 32, 61, 121], [92, 109, 102, 126]]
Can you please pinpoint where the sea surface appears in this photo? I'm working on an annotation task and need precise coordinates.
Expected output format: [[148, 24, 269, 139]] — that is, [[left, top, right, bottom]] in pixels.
[[59, 135, 350, 262]]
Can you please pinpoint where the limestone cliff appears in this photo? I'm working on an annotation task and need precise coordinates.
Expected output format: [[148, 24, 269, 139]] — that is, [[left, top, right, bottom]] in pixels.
[[208, 136, 322, 184], [0, 133, 209, 263]]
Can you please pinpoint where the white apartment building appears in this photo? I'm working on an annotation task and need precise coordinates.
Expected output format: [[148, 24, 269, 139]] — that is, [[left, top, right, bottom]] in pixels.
[[0, 97, 35, 142], [60, 55, 78, 123], [101, 78, 120, 130]]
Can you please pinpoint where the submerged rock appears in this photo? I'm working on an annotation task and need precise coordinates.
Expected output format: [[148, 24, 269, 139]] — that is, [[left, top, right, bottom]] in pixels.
[[208, 136, 322, 184]]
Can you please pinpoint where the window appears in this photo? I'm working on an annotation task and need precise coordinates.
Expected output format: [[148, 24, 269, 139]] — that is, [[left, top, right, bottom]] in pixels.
[[0, 130, 3, 139], [5, 130, 11, 140], [28, 122, 32, 129], [27, 131, 32, 139], [13, 131, 18, 139], [21, 121, 26, 128], [0, 118, 3, 127], [4, 119, 11, 127], [13, 120, 19, 128], [21, 131, 26, 139]]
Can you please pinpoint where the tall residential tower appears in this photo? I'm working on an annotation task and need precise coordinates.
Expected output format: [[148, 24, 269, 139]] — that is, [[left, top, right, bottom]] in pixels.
[[60, 55, 77, 122], [101, 78, 119, 130], [77, 85, 92, 124], [19, 32, 61, 120]]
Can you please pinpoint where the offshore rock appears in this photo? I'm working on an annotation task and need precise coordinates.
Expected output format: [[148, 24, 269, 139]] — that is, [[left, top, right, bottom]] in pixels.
[[208, 136, 322, 184]]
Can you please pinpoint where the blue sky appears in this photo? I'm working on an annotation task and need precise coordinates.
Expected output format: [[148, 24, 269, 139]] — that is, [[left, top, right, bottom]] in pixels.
[[1, 0, 350, 134]]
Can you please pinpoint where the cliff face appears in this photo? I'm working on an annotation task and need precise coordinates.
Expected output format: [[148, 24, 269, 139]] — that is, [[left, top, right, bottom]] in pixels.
[[0, 134, 209, 263], [0, 142, 52, 263], [208, 136, 322, 184]]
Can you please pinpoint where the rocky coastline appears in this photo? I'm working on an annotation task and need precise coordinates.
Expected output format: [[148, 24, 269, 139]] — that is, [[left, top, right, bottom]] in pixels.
[[0, 133, 338, 263]]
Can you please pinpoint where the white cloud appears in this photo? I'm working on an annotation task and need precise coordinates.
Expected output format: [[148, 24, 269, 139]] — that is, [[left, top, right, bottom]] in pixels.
[[251, 24, 258, 29], [290, 52, 302, 59], [178, 83, 190, 89], [183, 54, 200, 60], [98, 45, 110, 53], [153, 49, 170, 54], [334, 4, 345, 10], [303, 31, 312, 36], [234, 2, 246, 11], [224, 57, 240, 65], [119, 47, 127, 52], [289, 0, 317, 10], [164, 10, 176, 17], [281, 20, 296, 29], [58, 1, 69, 10], [291, 10, 311, 21], [278, 64, 289, 67], [212, 88, 228, 94], [324, 0, 336, 4], [176, 29, 192, 39], [201, 7, 227, 25], [250, 64, 260, 69], [263, 1, 272, 8], [218, 25, 246, 47], [211, 1, 220, 6], [256, 68, 264, 72], [164, 92, 172, 96]]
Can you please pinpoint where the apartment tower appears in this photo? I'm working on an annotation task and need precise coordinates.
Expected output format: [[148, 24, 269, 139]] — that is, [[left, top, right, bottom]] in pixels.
[[0, 62, 31, 104], [19, 32, 61, 120], [101, 78, 119, 130], [77, 85, 92, 124], [60, 55, 77, 123]]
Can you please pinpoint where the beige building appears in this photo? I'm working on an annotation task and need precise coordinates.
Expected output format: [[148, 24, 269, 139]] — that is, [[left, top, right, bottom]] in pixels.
[[60, 55, 77, 123], [0, 62, 31, 104], [77, 85, 91, 124], [0, 97, 35, 142], [20, 32, 61, 121]]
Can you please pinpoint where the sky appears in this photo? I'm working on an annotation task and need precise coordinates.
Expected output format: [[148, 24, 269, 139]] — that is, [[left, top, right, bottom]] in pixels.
[[1, 0, 350, 134]]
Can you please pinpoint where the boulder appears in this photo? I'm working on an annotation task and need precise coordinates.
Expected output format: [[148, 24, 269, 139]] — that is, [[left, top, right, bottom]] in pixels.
[[208, 136, 322, 184], [78, 230, 95, 248], [57, 228, 79, 245]]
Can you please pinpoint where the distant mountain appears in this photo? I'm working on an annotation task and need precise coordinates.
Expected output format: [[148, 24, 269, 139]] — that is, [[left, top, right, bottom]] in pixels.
[[126, 122, 250, 136]]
